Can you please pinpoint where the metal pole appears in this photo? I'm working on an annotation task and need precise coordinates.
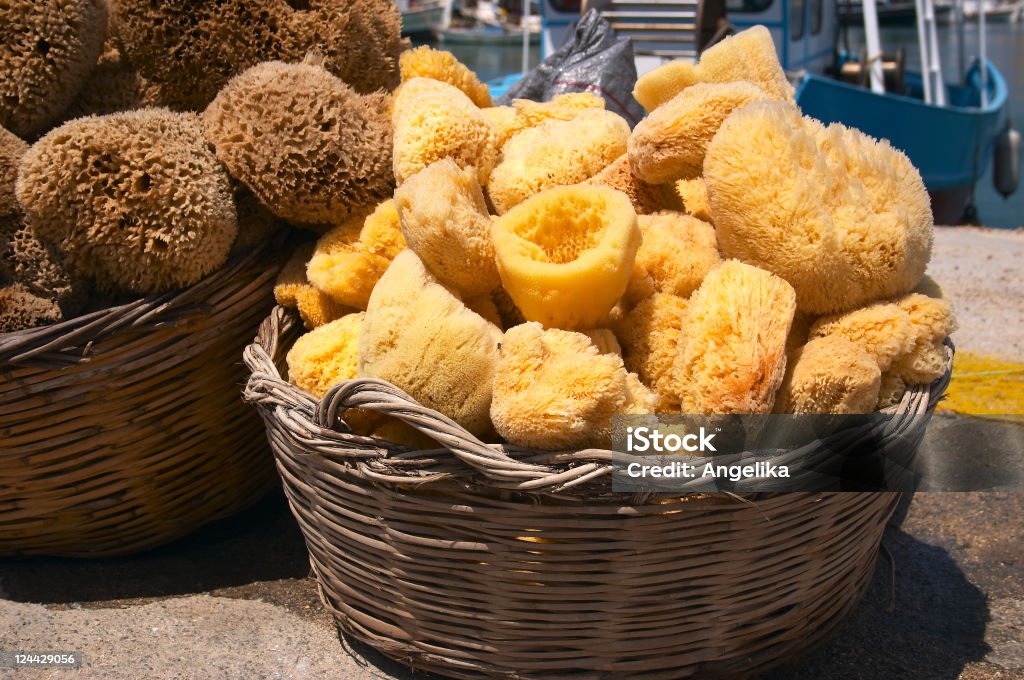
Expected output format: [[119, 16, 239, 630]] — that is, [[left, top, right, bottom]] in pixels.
[[862, 0, 886, 93], [522, 0, 532, 73], [914, 0, 934, 102], [956, 0, 966, 85], [926, 0, 947, 105]]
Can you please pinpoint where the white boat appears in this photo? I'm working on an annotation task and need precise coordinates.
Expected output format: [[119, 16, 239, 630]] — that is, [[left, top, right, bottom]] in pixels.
[[396, 0, 447, 35]]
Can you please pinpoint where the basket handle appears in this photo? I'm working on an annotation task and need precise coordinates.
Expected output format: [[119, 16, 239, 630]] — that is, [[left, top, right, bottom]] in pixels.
[[314, 379, 559, 483]]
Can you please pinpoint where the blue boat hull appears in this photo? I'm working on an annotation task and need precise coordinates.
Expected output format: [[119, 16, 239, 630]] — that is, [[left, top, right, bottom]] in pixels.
[[796, 60, 1009, 222]]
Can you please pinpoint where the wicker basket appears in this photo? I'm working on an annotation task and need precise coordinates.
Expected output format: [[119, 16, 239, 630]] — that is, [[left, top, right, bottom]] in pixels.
[[243, 306, 952, 679], [0, 246, 285, 557]]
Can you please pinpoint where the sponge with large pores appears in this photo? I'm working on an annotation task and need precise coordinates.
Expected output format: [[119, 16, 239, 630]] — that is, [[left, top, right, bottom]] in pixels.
[[888, 292, 955, 384], [625, 211, 720, 306], [488, 109, 630, 213], [16, 109, 237, 295], [673, 260, 797, 414], [628, 81, 771, 184], [705, 101, 932, 315], [0, 283, 63, 333], [491, 185, 641, 330], [0, 0, 108, 137], [358, 250, 502, 437], [204, 61, 394, 226], [490, 322, 654, 449], [394, 159, 501, 297], [774, 335, 882, 414], [400, 46, 493, 108], [1, 126, 28, 221], [392, 78, 497, 186]]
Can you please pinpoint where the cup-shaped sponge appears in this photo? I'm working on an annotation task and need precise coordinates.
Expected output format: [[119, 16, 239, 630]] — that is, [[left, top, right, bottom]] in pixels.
[[392, 78, 497, 187], [16, 109, 237, 295], [628, 81, 771, 184], [394, 159, 500, 298], [705, 101, 932, 315], [490, 322, 655, 450], [306, 200, 407, 310], [399, 46, 493, 109], [625, 211, 720, 306], [287, 312, 365, 399], [0, 0, 107, 137], [112, 0, 406, 111], [359, 250, 502, 437], [487, 109, 630, 213], [774, 335, 882, 414], [491, 185, 641, 330], [673, 260, 797, 414], [204, 61, 394, 226]]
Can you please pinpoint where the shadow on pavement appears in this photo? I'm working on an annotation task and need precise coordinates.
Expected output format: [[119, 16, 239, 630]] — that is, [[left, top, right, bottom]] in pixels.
[[760, 521, 991, 679], [0, 491, 312, 605]]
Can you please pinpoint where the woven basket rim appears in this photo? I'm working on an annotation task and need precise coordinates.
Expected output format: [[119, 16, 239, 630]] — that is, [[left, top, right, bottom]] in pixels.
[[0, 241, 278, 367], [243, 305, 953, 498]]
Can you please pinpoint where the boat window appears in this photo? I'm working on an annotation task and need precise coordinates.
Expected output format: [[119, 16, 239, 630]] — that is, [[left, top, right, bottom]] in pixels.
[[810, 0, 823, 34], [790, 0, 805, 40], [725, 0, 774, 12], [550, 0, 582, 11]]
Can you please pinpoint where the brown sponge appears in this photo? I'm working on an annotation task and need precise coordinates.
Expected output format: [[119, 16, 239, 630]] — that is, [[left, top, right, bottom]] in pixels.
[[204, 60, 394, 226], [1, 126, 28, 221], [63, 40, 162, 120], [0, 0, 108, 137], [16, 109, 237, 295], [0, 283, 63, 333], [111, 0, 406, 111], [1, 222, 87, 316]]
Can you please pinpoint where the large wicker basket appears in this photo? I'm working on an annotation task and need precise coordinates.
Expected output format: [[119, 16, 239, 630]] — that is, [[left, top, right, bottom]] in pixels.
[[0, 246, 285, 557], [243, 306, 952, 679]]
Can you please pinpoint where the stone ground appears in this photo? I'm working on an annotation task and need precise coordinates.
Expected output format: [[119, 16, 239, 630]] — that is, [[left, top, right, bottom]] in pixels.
[[1, 226, 1022, 679]]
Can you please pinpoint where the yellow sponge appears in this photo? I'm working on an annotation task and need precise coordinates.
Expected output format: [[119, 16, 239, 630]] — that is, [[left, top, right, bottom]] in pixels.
[[359, 249, 502, 436], [673, 260, 796, 414], [487, 109, 630, 213], [625, 211, 720, 306], [675, 178, 713, 223], [628, 80, 770, 184], [582, 154, 684, 215], [275, 243, 354, 329], [774, 336, 882, 414], [286, 312, 365, 398], [613, 292, 689, 411], [399, 46, 493, 108], [632, 59, 700, 112], [810, 302, 915, 372], [491, 185, 641, 330], [888, 292, 954, 385], [695, 25, 795, 101], [394, 158, 500, 297], [490, 322, 654, 449]]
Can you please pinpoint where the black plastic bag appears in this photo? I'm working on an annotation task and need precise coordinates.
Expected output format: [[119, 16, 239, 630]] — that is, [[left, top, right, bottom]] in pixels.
[[497, 9, 645, 127]]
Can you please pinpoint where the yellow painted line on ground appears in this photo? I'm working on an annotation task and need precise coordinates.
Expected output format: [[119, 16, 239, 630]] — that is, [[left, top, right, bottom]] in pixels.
[[937, 352, 1024, 422]]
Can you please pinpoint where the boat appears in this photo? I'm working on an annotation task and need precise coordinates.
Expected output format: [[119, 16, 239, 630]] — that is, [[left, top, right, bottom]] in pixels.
[[436, 21, 541, 45], [397, 0, 448, 36], [839, 0, 952, 25], [524, 0, 1018, 223]]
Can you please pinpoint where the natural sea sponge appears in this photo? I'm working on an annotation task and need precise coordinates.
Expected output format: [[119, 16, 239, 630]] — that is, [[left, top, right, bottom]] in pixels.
[[491, 185, 641, 330], [888, 293, 955, 384], [287, 312, 364, 398], [0, 283, 63, 333], [2, 222, 86, 316], [490, 322, 653, 449], [16, 109, 237, 295], [581, 328, 623, 356], [63, 41, 163, 120], [276, 243, 354, 329], [394, 159, 500, 297], [810, 303, 915, 372], [625, 211, 720, 306], [1, 126, 28, 221], [633, 60, 700, 112], [487, 93, 606, 150], [392, 78, 497, 186], [306, 200, 406, 310], [705, 101, 932, 315], [876, 372, 907, 409], [488, 109, 630, 213], [400, 46, 493, 108], [675, 178, 714, 224], [628, 81, 770, 184], [674, 260, 797, 414], [204, 60, 394, 226], [359, 250, 502, 436], [774, 336, 881, 414], [613, 293, 689, 411], [583, 154, 684, 215], [112, 0, 406, 111], [231, 187, 284, 256], [0, 0, 108, 137], [696, 26, 794, 101]]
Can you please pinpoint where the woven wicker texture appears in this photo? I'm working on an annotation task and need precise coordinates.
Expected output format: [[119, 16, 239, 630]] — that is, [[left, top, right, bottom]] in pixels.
[[244, 306, 952, 679], [0, 247, 285, 557]]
